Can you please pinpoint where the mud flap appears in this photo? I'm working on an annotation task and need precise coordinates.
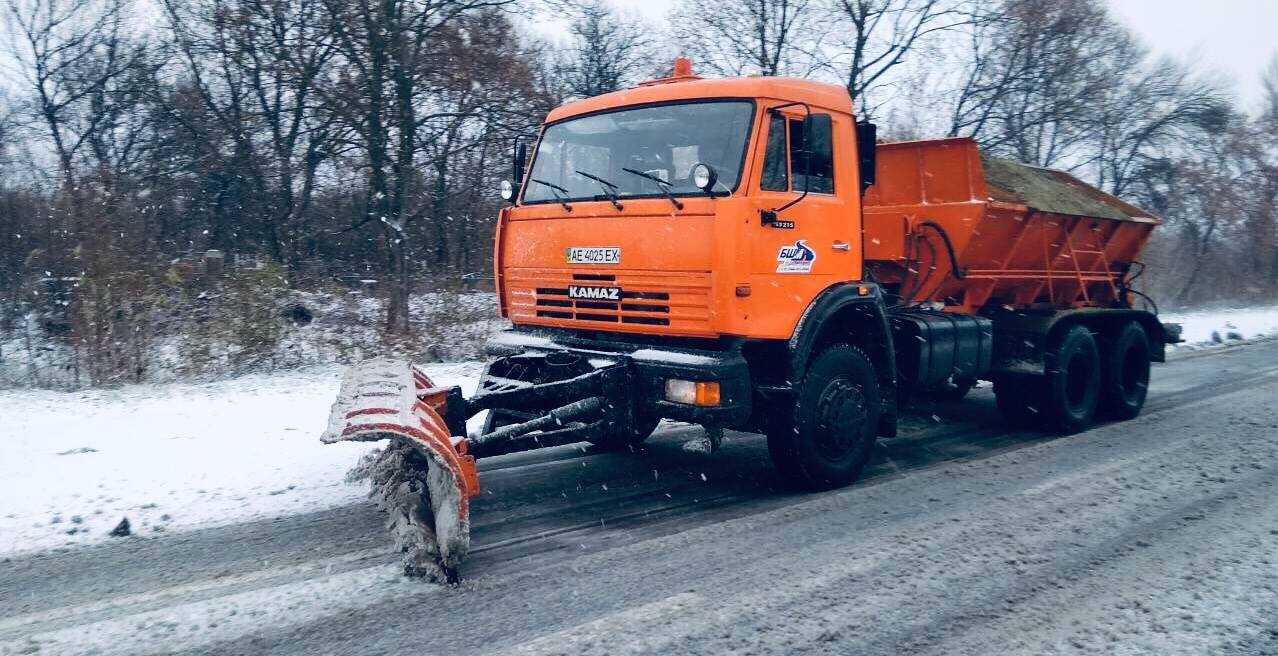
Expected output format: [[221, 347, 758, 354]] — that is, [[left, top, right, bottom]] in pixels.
[[321, 359, 479, 581]]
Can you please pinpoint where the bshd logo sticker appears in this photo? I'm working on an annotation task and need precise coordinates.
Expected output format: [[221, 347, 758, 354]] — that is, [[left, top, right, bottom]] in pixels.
[[776, 240, 816, 273]]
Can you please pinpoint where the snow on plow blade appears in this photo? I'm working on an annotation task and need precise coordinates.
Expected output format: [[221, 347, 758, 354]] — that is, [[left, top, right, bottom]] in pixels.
[[321, 359, 478, 581], [323, 350, 633, 580]]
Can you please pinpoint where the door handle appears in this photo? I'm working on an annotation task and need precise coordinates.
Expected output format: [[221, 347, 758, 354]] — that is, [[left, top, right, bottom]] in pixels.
[[832, 241, 850, 252]]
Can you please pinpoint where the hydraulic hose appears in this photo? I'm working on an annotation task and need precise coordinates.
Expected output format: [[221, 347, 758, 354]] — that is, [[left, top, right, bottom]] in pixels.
[[917, 222, 966, 280]]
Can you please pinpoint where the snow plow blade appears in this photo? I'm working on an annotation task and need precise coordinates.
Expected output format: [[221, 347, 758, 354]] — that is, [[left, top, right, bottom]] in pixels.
[[321, 359, 479, 582], [323, 351, 635, 579]]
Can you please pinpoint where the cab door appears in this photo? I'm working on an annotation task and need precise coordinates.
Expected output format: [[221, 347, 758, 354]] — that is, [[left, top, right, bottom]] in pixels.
[[745, 105, 860, 337]]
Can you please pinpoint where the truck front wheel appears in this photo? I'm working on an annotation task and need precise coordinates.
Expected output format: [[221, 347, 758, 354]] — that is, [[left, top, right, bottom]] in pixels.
[[767, 345, 881, 490], [1100, 321, 1150, 420]]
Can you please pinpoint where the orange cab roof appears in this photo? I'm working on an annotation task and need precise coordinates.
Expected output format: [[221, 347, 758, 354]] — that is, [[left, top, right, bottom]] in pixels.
[[545, 76, 855, 124]]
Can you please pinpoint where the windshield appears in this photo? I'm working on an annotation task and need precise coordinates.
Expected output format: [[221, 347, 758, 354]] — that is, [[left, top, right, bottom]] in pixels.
[[522, 101, 754, 204]]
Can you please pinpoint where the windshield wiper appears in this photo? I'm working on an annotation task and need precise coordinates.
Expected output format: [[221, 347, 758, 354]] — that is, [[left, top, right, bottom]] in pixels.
[[621, 168, 684, 210], [528, 178, 573, 212], [573, 170, 624, 210]]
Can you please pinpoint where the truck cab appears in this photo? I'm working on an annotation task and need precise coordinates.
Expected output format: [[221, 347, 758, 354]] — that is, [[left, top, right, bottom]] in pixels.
[[495, 62, 872, 343]]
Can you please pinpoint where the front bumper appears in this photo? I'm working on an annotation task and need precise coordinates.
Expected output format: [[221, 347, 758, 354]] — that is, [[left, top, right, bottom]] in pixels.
[[483, 329, 752, 427]]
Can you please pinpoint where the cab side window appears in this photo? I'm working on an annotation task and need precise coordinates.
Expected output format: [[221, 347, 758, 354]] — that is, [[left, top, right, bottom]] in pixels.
[[760, 114, 789, 192], [760, 112, 835, 194], [791, 114, 834, 194]]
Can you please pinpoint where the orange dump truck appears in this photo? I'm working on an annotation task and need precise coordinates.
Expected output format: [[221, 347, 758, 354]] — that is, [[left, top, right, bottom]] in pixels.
[[323, 60, 1179, 577]]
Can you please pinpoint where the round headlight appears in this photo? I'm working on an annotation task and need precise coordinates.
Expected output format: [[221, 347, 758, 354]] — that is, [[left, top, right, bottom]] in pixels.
[[500, 179, 514, 201], [691, 163, 718, 192]]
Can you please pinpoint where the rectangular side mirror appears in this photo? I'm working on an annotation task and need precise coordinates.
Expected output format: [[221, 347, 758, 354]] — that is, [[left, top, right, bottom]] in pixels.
[[513, 141, 527, 187], [856, 121, 877, 193]]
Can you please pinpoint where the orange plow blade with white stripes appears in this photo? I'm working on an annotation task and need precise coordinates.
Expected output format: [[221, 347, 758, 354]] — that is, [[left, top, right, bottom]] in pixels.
[[321, 360, 479, 581]]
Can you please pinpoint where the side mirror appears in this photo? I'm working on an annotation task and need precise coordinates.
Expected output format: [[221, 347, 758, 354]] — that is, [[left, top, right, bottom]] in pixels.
[[691, 162, 718, 193], [500, 179, 515, 201], [856, 121, 877, 193], [513, 141, 527, 182], [512, 141, 527, 188]]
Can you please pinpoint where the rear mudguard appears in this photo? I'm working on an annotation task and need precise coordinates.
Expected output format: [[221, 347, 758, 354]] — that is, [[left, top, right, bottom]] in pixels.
[[321, 359, 479, 571]]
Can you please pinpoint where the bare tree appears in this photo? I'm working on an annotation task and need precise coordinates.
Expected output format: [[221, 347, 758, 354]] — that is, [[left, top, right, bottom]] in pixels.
[[1090, 55, 1226, 197], [161, 0, 339, 264], [667, 0, 818, 77], [823, 0, 968, 116], [414, 10, 549, 270], [1262, 54, 1278, 129], [4, 0, 163, 385], [5, 0, 152, 190], [1246, 60, 1278, 289], [315, 0, 516, 333], [0, 94, 13, 173], [552, 0, 652, 99], [946, 0, 1129, 167], [1131, 112, 1261, 305]]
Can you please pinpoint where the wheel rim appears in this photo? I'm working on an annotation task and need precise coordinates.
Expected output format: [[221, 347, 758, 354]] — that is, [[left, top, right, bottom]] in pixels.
[[1064, 351, 1094, 410], [813, 378, 869, 460]]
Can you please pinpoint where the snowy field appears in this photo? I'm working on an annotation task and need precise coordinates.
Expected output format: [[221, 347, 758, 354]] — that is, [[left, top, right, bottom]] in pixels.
[[0, 363, 482, 556], [1, 305, 1275, 557], [1162, 305, 1278, 347]]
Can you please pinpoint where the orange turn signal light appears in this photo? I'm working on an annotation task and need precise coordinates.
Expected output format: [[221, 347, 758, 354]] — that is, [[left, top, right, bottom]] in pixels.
[[665, 379, 722, 406], [694, 381, 721, 407]]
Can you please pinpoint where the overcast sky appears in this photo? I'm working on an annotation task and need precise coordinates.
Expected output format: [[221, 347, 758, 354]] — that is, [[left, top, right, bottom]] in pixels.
[[544, 0, 1278, 112]]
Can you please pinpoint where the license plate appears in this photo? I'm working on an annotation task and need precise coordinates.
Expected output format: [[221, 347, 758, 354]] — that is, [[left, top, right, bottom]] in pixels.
[[568, 285, 621, 301], [565, 247, 620, 265]]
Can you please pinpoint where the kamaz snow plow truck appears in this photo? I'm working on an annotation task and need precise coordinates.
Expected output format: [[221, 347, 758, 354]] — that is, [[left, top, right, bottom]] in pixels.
[[322, 59, 1180, 581]]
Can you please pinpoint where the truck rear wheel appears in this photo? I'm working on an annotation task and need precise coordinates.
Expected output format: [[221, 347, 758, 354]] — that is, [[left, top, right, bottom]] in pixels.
[[1100, 321, 1150, 420], [1042, 324, 1101, 433], [767, 345, 881, 490]]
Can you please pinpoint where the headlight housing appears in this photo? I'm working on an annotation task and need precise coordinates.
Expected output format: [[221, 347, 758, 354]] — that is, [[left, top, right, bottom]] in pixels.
[[691, 163, 718, 192], [664, 379, 721, 406]]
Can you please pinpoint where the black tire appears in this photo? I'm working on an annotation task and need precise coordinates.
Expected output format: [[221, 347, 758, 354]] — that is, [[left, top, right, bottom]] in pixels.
[[1042, 324, 1102, 433], [588, 413, 661, 450], [767, 345, 881, 490], [1100, 321, 1150, 420]]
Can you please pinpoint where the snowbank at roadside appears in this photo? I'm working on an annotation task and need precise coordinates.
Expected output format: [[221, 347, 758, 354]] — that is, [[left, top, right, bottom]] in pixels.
[[0, 362, 483, 557], [1162, 305, 1278, 350]]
